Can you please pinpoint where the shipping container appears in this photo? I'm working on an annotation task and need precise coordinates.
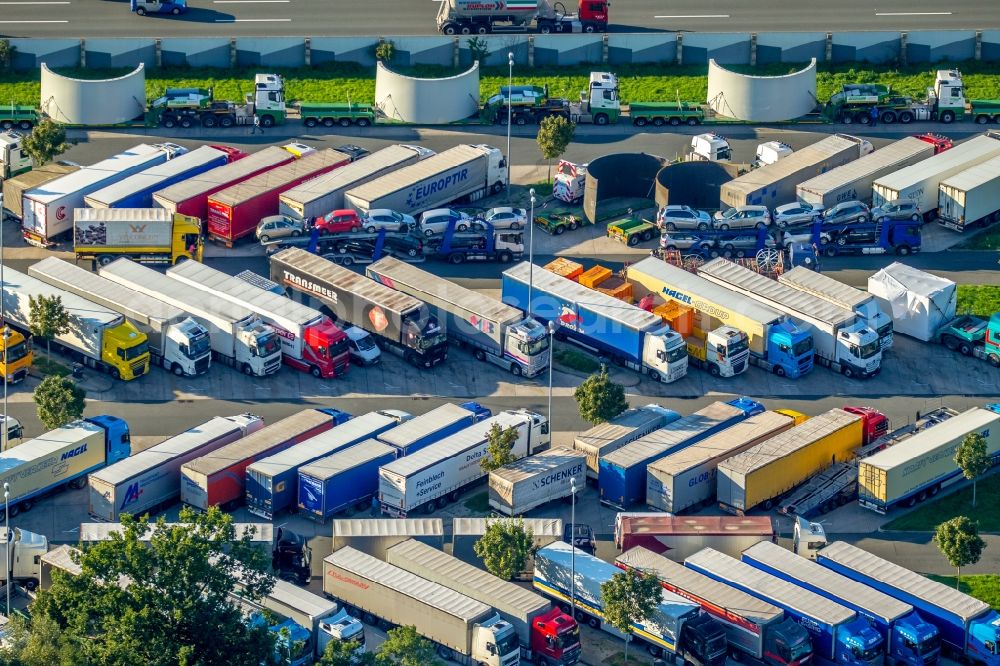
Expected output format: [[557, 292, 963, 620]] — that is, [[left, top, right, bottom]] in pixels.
[[717, 408, 863, 513], [376, 403, 480, 456], [489, 447, 587, 516], [153, 146, 295, 219], [452, 517, 562, 575], [575, 406, 681, 479], [599, 398, 764, 509], [88, 414, 264, 521], [937, 155, 1000, 231], [796, 137, 936, 208], [246, 411, 405, 519], [279, 145, 432, 219], [331, 518, 444, 561], [720, 135, 863, 209], [207, 149, 350, 244], [180, 409, 340, 510], [2, 164, 78, 222], [858, 407, 1000, 513], [872, 133, 1000, 216], [646, 411, 796, 513], [614, 516, 775, 561], [298, 440, 398, 521], [84, 146, 228, 209]]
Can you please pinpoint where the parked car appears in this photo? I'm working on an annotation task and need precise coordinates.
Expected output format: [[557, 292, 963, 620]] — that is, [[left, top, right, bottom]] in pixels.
[[773, 201, 821, 229], [344, 326, 381, 366], [315, 209, 363, 234], [335, 234, 422, 258], [713, 205, 771, 230], [780, 229, 832, 250], [657, 205, 713, 231], [256, 215, 304, 242], [870, 199, 921, 223], [336, 144, 370, 162], [418, 208, 472, 236], [719, 234, 777, 258], [660, 231, 714, 253], [820, 200, 870, 226], [364, 209, 415, 233], [481, 207, 527, 230]]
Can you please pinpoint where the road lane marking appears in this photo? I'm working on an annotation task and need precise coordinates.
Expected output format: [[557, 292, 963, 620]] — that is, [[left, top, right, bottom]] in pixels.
[[214, 17, 292, 20], [0, 18, 68, 21], [213, 1, 290, 4], [655, 14, 730, 18], [874, 11, 952, 15], [0, 2, 70, 5]]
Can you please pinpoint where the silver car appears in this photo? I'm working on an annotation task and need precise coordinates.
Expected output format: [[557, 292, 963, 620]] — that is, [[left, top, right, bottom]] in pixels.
[[781, 229, 832, 250], [657, 205, 713, 231], [871, 199, 921, 223], [714, 205, 771, 230], [660, 231, 714, 253], [256, 215, 305, 242], [719, 234, 777, 258], [364, 209, 415, 233], [481, 207, 527, 230], [773, 202, 821, 229]]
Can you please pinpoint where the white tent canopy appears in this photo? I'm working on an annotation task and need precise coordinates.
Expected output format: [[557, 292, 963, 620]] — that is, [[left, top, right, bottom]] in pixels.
[[867, 263, 956, 342]]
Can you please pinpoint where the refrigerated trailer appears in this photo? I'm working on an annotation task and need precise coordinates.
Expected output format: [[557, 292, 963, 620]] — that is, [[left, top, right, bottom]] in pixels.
[[614, 516, 775, 561], [2, 163, 78, 223], [936, 155, 1000, 231], [88, 414, 264, 521], [29, 256, 212, 377], [85, 145, 228, 209], [298, 440, 399, 521], [575, 405, 680, 480], [367, 256, 549, 378], [489, 447, 587, 516]]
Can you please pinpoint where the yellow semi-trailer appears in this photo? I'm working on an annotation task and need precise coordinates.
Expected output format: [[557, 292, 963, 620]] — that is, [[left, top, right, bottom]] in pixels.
[[716, 409, 863, 514], [859, 406, 1000, 514]]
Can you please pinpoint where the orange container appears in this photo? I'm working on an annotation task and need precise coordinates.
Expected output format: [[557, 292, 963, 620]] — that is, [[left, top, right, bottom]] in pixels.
[[544, 257, 584, 281], [654, 301, 694, 337], [596, 277, 634, 303], [579, 265, 612, 289]]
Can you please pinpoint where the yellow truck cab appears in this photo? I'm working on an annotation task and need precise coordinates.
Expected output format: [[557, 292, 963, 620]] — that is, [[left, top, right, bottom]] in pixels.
[[0, 326, 32, 383], [103, 320, 151, 380], [74, 208, 203, 267]]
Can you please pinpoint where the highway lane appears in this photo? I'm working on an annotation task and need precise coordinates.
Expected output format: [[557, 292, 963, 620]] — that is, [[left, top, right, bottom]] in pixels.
[[0, 0, 996, 38]]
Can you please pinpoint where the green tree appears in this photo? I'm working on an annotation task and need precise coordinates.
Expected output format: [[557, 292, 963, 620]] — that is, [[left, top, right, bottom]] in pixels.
[[377, 626, 442, 666], [955, 432, 991, 508], [28, 293, 69, 361], [20, 119, 68, 166], [600, 569, 662, 666], [29, 508, 276, 666], [473, 517, 534, 580], [480, 423, 519, 473], [318, 638, 375, 666], [375, 40, 395, 63], [466, 37, 489, 64], [33, 375, 86, 430], [933, 516, 986, 589], [0, 39, 15, 71], [536, 115, 576, 183], [574, 365, 628, 425]]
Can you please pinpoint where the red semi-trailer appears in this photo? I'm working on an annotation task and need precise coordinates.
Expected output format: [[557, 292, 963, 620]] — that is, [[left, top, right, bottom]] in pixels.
[[614, 515, 776, 561]]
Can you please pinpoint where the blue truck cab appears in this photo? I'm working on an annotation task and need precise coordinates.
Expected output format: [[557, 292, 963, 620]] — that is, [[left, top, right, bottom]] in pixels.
[[87, 414, 132, 465], [767, 319, 815, 379], [809, 220, 921, 258], [131, 0, 188, 15], [246, 614, 312, 666]]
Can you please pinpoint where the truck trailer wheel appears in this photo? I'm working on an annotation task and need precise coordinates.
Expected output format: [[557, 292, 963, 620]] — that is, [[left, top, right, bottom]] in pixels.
[[17, 120, 33, 130], [989, 354, 1000, 368], [647, 646, 663, 658], [220, 116, 235, 128], [356, 118, 371, 127], [634, 117, 648, 127], [303, 118, 318, 128], [441, 22, 458, 34], [899, 111, 914, 123]]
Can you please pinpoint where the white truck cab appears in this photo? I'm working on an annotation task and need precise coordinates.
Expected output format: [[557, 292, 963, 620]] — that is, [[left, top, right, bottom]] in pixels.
[[0, 132, 32, 179], [704, 326, 751, 377], [753, 141, 793, 168], [475, 614, 521, 666], [837, 323, 882, 378], [792, 516, 829, 559], [241, 318, 283, 377], [316, 608, 367, 656], [168, 318, 212, 376], [0, 527, 48, 590], [504, 318, 549, 377], [344, 326, 381, 366], [645, 326, 690, 383], [689, 133, 732, 162]]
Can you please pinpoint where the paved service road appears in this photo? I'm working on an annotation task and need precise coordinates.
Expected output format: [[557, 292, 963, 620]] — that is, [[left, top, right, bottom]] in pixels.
[[0, 0, 995, 38]]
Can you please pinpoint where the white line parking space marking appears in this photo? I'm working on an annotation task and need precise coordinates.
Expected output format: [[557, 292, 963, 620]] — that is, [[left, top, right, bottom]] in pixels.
[[874, 11, 952, 15], [0, 2, 71, 5], [655, 14, 730, 18], [214, 17, 292, 20], [0, 18, 68, 22], [213, 1, 290, 4]]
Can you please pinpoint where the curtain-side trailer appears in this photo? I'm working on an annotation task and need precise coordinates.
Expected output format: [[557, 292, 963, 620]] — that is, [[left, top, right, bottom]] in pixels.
[[84, 145, 227, 208], [575, 406, 680, 480], [298, 440, 398, 521]]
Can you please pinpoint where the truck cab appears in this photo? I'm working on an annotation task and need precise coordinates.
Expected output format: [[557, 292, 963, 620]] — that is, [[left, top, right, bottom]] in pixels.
[[401, 314, 448, 368], [172, 214, 203, 263], [169, 318, 212, 377], [697, 326, 750, 378], [553, 160, 587, 204], [0, 326, 32, 384], [316, 609, 367, 657], [247, 73, 287, 127], [888, 612, 941, 666], [753, 141, 792, 168], [792, 516, 829, 559], [504, 317, 549, 377], [532, 607, 582, 665], [679, 614, 730, 666], [240, 319, 283, 377], [835, 323, 882, 379], [568, 72, 622, 125], [0, 527, 48, 590], [645, 325, 689, 383], [104, 320, 152, 380], [689, 134, 732, 162], [839, 621, 886, 666], [130, 0, 187, 14], [87, 414, 133, 465], [767, 320, 815, 379], [0, 131, 32, 179], [476, 615, 521, 666], [840, 406, 889, 445], [273, 527, 312, 585]]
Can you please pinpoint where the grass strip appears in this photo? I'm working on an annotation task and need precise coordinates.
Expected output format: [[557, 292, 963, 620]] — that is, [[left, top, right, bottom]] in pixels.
[[881, 472, 1000, 532], [925, 574, 1000, 610], [956, 284, 1000, 318]]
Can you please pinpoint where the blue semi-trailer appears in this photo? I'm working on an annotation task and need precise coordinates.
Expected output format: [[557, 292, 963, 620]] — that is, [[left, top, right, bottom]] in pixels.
[[297, 439, 398, 521]]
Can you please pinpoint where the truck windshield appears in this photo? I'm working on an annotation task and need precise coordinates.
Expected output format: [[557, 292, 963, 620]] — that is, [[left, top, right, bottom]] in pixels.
[[253, 333, 281, 357], [789, 640, 812, 662], [122, 341, 149, 360], [728, 337, 749, 356], [792, 338, 814, 357], [497, 631, 519, 657], [187, 334, 211, 359], [852, 645, 882, 662], [2, 341, 29, 364], [418, 332, 447, 351], [557, 623, 580, 646], [877, 322, 892, 338], [858, 339, 880, 359], [667, 345, 687, 363], [519, 335, 549, 356]]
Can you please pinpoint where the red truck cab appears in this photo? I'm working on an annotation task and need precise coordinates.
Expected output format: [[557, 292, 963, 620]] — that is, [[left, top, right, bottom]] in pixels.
[[577, 0, 609, 26], [315, 209, 363, 234], [912, 133, 953, 154], [532, 607, 582, 665], [300, 318, 351, 378], [842, 406, 889, 445]]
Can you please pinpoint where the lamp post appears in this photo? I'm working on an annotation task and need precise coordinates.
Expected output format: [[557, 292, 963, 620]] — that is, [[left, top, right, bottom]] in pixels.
[[527, 188, 536, 314], [569, 477, 577, 621], [506, 52, 514, 186], [1, 191, 6, 454], [4, 482, 9, 618], [547, 320, 556, 424]]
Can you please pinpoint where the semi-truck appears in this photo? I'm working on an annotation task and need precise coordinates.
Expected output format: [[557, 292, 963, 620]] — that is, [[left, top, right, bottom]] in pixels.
[[599, 398, 765, 509], [614, 516, 776, 561], [872, 132, 1000, 217], [377, 402, 487, 456], [180, 409, 346, 511], [687, 548, 884, 666], [502, 261, 689, 383], [858, 406, 1000, 514], [387, 538, 582, 665], [246, 410, 408, 519], [72, 208, 204, 266], [344, 144, 507, 216], [2, 163, 78, 222], [270, 248, 447, 369], [816, 541, 1000, 666], [166, 260, 350, 379], [22, 142, 182, 246], [323, 546, 522, 666], [331, 518, 445, 561], [29, 257, 211, 377], [645, 411, 798, 514], [279, 145, 433, 220], [298, 440, 399, 521], [99, 258, 282, 377], [87, 414, 264, 522], [777, 266, 893, 351], [698, 258, 881, 379], [0, 130, 33, 179], [575, 405, 681, 481], [716, 408, 871, 514], [0, 317, 31, 385], [720, 135, 865, 209], [1, 265, 150, 381], [367, 256, 549, 378], [616, 546, 814, 666], [0, 527, 48, 590], [936, 155, 1000, 231], [534, 541, 729, 664], [742, 541, 941, 666], [489, 447, 587, 516], [0, 415, 130, 516], [153, 145, 296, 220], [627, 257, 814, 379], [207, 149, 351, 245], [84, 146, 226, 209], [795, 136, 937, 208], [379, 410, 549, 517], [436, 0, 608, 34]]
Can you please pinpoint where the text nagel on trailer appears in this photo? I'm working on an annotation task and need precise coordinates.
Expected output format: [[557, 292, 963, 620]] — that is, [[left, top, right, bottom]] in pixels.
[[742, 541, 940, 666], [98, 258, 283, 377], [367, 256, 549, 378], [616, 546, 814, 666], [501, 261, 688, 383], [686, 548, 884, 666], [166, 260, 350, 379], [271, 247, 448, 369], [574, 405, 681, 480], [29, 257, 211, 377]]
